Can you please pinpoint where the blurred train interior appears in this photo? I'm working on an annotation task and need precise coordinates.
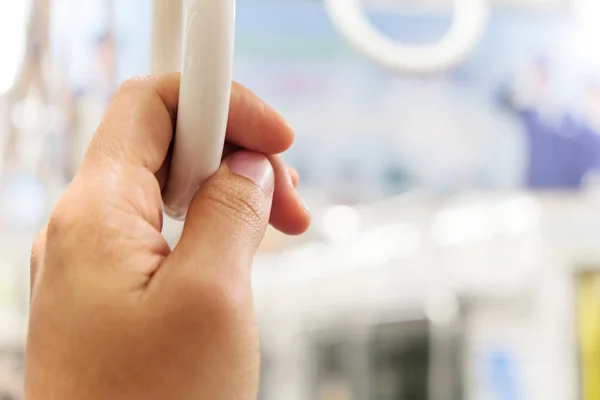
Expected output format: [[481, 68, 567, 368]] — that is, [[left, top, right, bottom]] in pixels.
[[1, 0, 600, 399]]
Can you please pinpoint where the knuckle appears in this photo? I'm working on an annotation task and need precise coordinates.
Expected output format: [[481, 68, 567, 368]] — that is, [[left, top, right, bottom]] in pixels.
[[46, 203, 74, 242], [117, 77, 143, 96], [118, 75, 157, 95], [45, 195, 86, 248], [114, 77, 160, 109], [113, 76, 173, 130], [204, 181, 266, 230]]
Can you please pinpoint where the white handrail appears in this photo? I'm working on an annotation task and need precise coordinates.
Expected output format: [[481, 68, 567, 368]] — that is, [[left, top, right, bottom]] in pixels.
[[152, 0, 235, 220], [151, 0, 183, 75], [323, 0, 490, 74]]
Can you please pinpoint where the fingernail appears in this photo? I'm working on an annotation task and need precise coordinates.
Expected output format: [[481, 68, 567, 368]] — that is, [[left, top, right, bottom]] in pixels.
[[228, 151, 274, 193]]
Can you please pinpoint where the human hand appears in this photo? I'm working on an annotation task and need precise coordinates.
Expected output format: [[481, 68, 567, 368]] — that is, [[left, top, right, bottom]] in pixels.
[[26, 74, 310, 400]]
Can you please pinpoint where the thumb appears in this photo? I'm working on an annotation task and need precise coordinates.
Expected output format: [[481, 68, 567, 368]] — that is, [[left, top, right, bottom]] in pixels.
[[168, 151, 274, 276]]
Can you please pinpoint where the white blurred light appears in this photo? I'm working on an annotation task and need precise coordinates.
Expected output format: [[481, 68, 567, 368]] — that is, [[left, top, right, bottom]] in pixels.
[[355, 230, 395, 266], [329, 241, 364, 269], [284, 220, 422, 277], [12, 95, 45, 132], [317, 222, 423, 271], [0, 1, 30, 95], [572, 0, 600, 68], [494, 196, 541, 236], [362, 223, 423, 263], [284, 243, 329, 282], [320, 205, 362, 242], [431, 204, 494, 247], [574, 0, 600, 36]]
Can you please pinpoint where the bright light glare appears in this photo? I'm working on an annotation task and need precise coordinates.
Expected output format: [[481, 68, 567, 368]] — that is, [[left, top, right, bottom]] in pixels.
[[574, 0, 600, 33], [365, 223, 423, 262], [332, 223, 422, 268], [572, 0, 600, 67], [282, 221, 422, 281], [431, 204, 494, 247], [11, 96, 45, 132], [494, 196, 541, 236], [432, 197, 541, 246], [0, 1, 30, 95], [320, 205, 362, 242]]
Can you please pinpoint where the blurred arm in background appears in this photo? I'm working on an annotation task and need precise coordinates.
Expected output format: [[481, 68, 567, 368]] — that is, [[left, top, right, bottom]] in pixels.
[[495, 56, 582, 189], [496, 56, 551, 116]]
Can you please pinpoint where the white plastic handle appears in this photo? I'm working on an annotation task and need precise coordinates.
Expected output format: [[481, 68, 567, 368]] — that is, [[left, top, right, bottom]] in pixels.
[[152, 0, 236, 220], [151, 0, 183, 75], [323, 0, 490, 74]]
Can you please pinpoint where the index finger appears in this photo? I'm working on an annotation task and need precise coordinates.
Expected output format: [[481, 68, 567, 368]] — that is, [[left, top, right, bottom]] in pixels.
[[82, 73, 294, 176]]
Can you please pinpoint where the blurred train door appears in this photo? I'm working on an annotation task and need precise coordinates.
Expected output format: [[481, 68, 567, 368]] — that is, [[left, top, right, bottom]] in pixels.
[[369, 319, 431, 400], [309, 329, 362, 400], [308, 316, 462, 400]]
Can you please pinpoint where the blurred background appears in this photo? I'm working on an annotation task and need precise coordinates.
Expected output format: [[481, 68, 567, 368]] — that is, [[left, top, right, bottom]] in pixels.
[[1, 0, 600, 399]]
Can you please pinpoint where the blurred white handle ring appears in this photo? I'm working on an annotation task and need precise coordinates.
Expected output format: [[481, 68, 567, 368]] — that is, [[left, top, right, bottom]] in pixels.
[[323, 0, 490, 74]]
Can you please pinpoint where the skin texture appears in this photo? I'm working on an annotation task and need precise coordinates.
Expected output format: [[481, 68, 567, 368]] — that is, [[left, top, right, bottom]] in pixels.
[[26, 73, 310, 400]]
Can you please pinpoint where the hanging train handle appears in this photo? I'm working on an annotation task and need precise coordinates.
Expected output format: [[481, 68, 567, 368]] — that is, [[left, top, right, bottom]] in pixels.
[[324, 0, 490, 74], [152, 0, 236, 220]]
